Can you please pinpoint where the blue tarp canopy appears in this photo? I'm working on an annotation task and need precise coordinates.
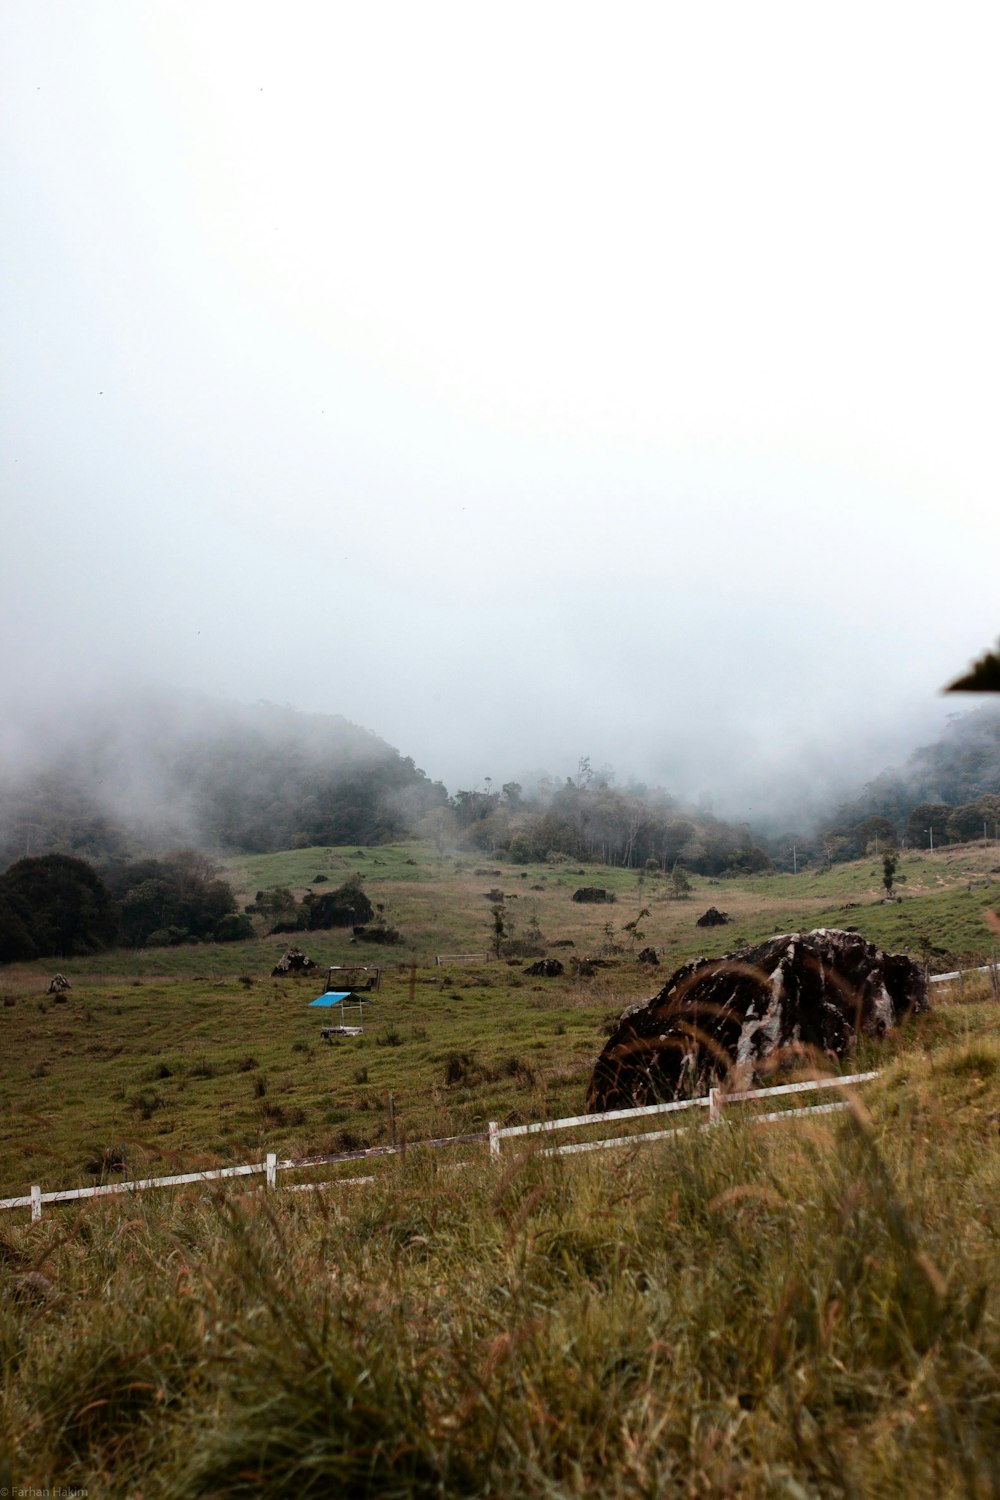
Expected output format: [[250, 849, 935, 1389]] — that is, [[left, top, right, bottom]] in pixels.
[[309, 991, 353, 1007]]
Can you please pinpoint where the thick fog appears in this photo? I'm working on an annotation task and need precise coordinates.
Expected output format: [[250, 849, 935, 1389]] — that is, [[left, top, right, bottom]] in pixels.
[[3, 3, 998, 821]]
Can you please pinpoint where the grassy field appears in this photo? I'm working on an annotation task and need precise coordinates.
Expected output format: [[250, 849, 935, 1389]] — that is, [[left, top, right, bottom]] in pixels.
[[2, 841, 1000, 1494], [2, 995, 1000, 1496], [0, 841, 998, 1196]]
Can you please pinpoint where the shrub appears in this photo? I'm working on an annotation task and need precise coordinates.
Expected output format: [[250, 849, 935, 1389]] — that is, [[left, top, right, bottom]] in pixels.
[[352, 925, 403, 944], [129, 1090, 162, 1120], [443, 1051, 474, 1085], [214, 913, 254, 942], [303, 877, 374, 931]]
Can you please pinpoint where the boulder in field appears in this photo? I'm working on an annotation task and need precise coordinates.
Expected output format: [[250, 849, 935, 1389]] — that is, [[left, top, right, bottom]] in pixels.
[[587, 928, 928, 1112], [525, 958, 564, 977], [572, 887, 614, 904], [271, 948, 317, 977], [696, 906, 730, 927]]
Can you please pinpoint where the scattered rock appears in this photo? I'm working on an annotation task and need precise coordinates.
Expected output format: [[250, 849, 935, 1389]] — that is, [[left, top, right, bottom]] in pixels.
[[85, 1146, 127, 1176], [352, 925, 402, 944], [550, 939, 575, 948], [696, 907, 730, 927], [637, 947, 659, 964], [525, 958, 564, 977], [270, 948, 317, 977], [588, 928, 928, 1111], [46, 974, 71, 994], [572, 887, 614, 904]]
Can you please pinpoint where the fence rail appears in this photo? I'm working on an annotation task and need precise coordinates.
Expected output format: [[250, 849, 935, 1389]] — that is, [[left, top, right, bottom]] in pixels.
[[928, 963, 997, 984], [1, 1130, 489, 1222], [2, 1075, 879, 1222], [489, 1070, 879, 1157]]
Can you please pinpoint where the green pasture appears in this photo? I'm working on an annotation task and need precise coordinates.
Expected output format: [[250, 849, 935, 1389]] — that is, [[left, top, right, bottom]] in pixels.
[[3, 840, 1000, 1494], [0, 840, 997, 1202], [4, 1014, 1000, 1496]]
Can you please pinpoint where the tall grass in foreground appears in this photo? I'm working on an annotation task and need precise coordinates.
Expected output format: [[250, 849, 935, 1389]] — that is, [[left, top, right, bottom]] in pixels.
[[3, 1040, 1000, 1497]]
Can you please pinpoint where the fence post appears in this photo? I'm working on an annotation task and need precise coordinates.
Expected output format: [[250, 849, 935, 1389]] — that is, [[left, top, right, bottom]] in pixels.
[[708, 1088, 721, 1124], [30, 1185, 42, 1222], [265, 1153, 277, 1189], [488, 1121, 500, 1158], [389, 1094, 398, 1149]]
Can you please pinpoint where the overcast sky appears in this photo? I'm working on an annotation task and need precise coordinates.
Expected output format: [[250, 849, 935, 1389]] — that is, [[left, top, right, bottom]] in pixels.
[[3, 2, 998, 816]]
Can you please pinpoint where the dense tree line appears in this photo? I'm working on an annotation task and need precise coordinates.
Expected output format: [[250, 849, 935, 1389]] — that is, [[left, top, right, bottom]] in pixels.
[[817, 708, 1000, 862], [443, 770, 774, 877], [0, 852, 251, 962]]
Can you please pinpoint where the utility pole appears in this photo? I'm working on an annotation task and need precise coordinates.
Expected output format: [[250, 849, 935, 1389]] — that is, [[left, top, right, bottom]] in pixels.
[[927, 827, 934, 852], [791, 843, 797, 875]]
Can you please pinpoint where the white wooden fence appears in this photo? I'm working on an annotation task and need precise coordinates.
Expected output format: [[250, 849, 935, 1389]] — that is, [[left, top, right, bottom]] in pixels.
[[1, 1074, 878, 1222], [487, 1071, 879, 1158], [928, 962, 997, 984], [0, 1131, 489, 1222]]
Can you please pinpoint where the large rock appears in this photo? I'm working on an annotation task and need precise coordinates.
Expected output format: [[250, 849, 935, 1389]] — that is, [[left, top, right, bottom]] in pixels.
[[696, 906, 730, 927], [271, 947, 317, 977], [587, 928, 927, 1112], [525, 958, 564, 977]]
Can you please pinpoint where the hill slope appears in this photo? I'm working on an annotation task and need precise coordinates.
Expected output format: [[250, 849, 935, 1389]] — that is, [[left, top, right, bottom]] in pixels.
[[0, 691, 447, 867]]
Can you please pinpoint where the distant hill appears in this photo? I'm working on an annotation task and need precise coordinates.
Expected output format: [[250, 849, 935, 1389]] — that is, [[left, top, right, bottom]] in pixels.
[[5, 691, 998, 876], [0, 692, 448, 868], [819, 705, 1000, 858]]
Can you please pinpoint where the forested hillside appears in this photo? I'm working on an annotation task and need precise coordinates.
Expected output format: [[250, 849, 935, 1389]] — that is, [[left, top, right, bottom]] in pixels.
[[3, 695, 998, 879], [819, 706, 1000, 860], [442, 766, 774, 876], [0, 694, 447, 867]]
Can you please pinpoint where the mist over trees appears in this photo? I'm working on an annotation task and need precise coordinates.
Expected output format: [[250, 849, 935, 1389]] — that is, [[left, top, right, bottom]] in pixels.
[[817, 706, 1000, 861], [443, 763, 774, 877], [0, 695, 447, 867], [0, 694, 997, 888]]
